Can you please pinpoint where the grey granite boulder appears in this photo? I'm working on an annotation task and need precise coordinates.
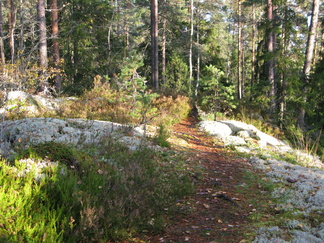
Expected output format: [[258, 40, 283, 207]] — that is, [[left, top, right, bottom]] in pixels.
[[198, 121, 232, 139]]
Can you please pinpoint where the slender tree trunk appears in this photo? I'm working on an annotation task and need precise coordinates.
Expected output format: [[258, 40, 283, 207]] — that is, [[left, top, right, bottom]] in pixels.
[[37, 0, 49, 92], [299, 0, 320, 128], [51, 0, 61, 92], [267, 0, 276, 114], [116, 0, 121, 36], [161, 0, 166, 86], [251, 2, 256, 90], [8, 0, 17, 64], [0, 1, 5, 66], [237, 0, 243, 100], [195, 23, 200, 97], [107, 19, 112, 69], [189, 0, 194, 94], [18, 0, 26, 88], [278, 6, 289, 127], [18, 0, 24, 53], [151, 0, 159, 89]]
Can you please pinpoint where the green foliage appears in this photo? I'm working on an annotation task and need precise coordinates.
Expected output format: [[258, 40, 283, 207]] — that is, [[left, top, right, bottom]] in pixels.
[[0, 140, 193, 242], [164, 53, 190, 94], [0, 160, 65, 242], [198, 65, 237, 120], [60, 0, 114, 95], [153, 124, 171, 148], [16, 141, 91, 175]]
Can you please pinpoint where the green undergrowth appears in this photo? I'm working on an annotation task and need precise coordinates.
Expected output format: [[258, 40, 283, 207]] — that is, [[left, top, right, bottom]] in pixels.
[[0, 140, 193, 242], [3, 77, 191, 130]]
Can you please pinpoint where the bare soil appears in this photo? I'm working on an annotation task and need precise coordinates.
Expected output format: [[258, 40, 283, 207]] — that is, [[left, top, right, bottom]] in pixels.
[[146, 117, 257, 243]]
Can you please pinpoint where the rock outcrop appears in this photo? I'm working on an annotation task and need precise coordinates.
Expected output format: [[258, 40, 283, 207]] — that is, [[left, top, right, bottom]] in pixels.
[[0, 117, 150, 158], [198, 120, 323, 169]]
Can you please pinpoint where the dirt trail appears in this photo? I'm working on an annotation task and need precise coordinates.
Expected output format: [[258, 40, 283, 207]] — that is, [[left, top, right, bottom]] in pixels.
[[148, 117, 255, 243]]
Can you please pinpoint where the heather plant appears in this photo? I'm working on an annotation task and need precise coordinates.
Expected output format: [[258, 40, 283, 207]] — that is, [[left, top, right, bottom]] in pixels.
[[54, 77, 191, 129], [0, 160, 65, 242], [0, 139, 193, 242], [152, 95, 191, 128]]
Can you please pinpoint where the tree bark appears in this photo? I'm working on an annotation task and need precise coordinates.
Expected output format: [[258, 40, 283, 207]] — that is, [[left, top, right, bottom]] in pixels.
[[251, 2, 256, 91], [237, 0, 243, 100], [267, 0, 276, 114], [161, 0, 166, 86], [195, 22, 200, 97], [51, 0, 61, 92], [299, 0, 320, 128], [151, 0, 159, 89], [8, 0, 17, 64], [0, 0, 5, 65], [189, 0, 194, 94], [37, 0, 49, 92]]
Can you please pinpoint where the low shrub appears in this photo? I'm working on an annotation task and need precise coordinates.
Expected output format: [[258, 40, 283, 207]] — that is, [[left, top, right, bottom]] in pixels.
[[0, 140, 193, 242], [152, 95, 191, 128], [55, 77, 191, 128], [153, 124, 171, 148]]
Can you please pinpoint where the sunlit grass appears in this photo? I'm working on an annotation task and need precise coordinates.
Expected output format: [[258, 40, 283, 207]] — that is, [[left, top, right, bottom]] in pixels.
[[0, 139, 193, 242]]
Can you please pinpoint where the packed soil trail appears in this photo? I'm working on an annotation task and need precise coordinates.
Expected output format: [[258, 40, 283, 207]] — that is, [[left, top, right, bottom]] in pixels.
[[148, 117, 255, 243]]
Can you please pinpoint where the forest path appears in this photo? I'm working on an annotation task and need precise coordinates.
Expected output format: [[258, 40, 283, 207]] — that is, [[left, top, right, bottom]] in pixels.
[[147, 117, 256, 243]]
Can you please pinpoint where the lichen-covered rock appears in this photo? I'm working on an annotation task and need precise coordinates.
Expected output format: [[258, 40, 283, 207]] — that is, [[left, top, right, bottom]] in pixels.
[[220, 120, 258, 136], [0, 91, 76, 118], [198, 121, 232, 139], [199, 119, 292, 153], [0, 118, 142, 157], [224, 135, 246, 146]]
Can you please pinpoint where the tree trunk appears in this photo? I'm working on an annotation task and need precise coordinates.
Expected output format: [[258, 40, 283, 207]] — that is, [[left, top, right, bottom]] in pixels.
[[8, 0, 17, 64], [51, 0, 61, 92], [0, 0, 5, 65], [17, 0, 26, 88], [237, 0, 243, 100], [151, 0, 159, 89], [195, 23, 200, 97], [189, 0, 194, 94], [251, 2, 256, 91], [18, 0, 24, 53], [299, 0, 320, 128], [267, 0, 276, 114], [37, 0, 49, 92], [161, 0, 166, 86]]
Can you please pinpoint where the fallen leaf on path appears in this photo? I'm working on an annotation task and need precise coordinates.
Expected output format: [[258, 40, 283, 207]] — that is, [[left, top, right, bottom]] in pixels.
[[203, 203, 210, 209]]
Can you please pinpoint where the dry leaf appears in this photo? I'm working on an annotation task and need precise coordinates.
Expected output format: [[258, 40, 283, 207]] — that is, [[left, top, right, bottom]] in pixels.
[[203, 203, 210, 209]]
